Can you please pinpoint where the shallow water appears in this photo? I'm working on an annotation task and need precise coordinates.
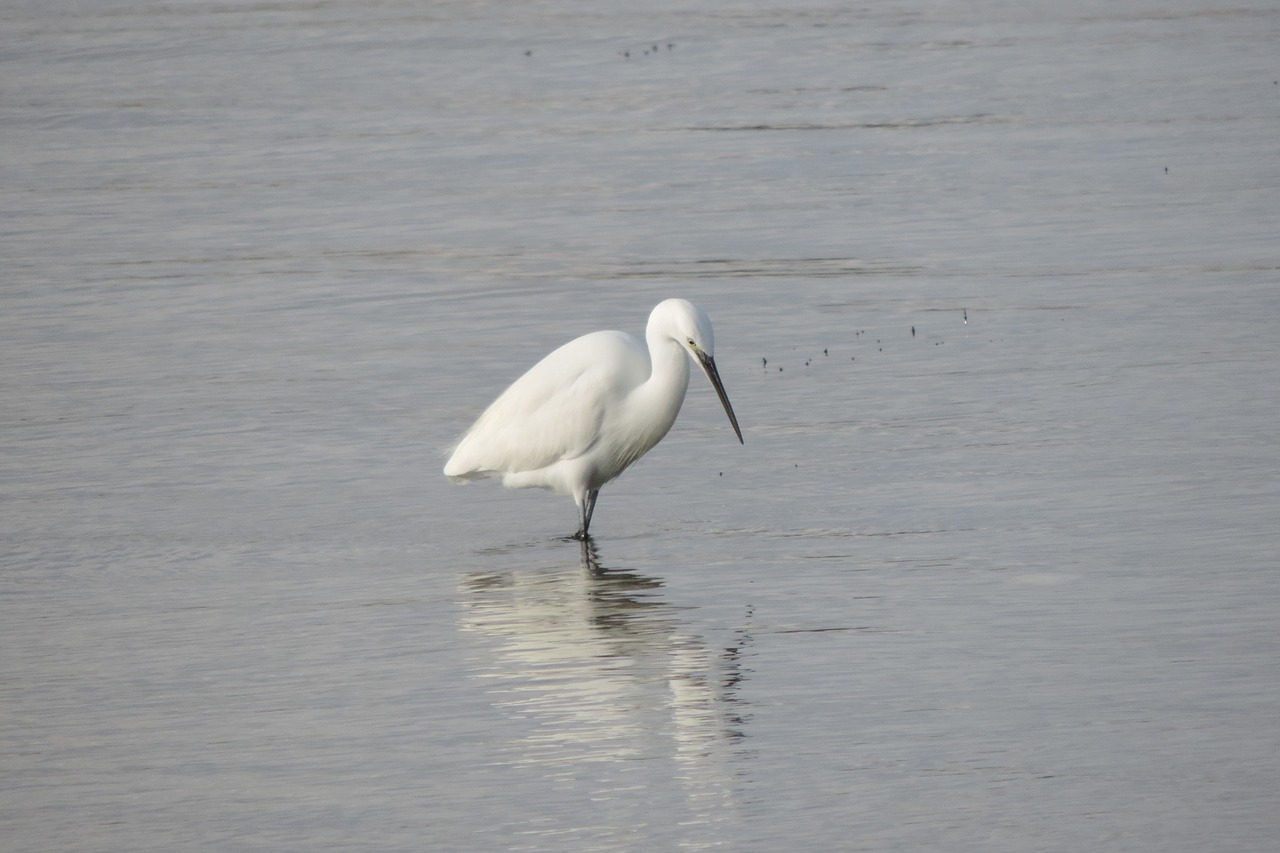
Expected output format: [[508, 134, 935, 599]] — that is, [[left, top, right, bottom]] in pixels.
[[4, 1, 1279, 850]]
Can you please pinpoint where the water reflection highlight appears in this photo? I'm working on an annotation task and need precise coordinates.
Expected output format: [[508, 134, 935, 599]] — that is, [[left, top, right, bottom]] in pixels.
[[460, 539, 751, 836]]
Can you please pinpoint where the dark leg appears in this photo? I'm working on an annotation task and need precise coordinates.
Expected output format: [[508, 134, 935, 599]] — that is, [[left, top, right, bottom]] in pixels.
[[573, 490, 600, 540]]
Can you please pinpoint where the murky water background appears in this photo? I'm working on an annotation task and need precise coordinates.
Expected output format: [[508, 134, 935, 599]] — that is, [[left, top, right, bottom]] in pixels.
[[4, 1, 1279, 850]]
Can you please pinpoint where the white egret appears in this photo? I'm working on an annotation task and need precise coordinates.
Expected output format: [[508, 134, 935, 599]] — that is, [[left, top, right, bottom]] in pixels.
[[443, 298, 743, 539]]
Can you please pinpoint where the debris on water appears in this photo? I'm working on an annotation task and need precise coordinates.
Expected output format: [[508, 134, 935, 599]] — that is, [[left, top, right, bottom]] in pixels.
[[911, 326, 916, 337]]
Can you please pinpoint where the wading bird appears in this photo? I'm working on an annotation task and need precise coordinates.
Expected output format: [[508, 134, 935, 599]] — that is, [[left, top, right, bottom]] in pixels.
[[444, 299, 743, 538]]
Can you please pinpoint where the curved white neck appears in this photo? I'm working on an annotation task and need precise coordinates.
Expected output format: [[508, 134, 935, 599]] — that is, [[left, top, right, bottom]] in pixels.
[[631, 331, 691, 446]]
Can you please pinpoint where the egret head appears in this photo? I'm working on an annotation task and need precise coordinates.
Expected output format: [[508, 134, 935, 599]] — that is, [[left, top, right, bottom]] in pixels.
[[649, 298, 713, 355], [651, 298, 743, 444]]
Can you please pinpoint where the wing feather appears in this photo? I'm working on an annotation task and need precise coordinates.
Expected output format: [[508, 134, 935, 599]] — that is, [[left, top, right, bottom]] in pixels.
[[443, 331, 646, 481]]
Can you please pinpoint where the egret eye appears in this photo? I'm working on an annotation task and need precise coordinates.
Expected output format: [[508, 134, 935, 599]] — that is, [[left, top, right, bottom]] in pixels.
[[687, 338, 697, 348]]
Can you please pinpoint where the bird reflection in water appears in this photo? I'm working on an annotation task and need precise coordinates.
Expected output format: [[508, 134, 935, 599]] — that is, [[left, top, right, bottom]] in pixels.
[[459, 538, 751, 829]]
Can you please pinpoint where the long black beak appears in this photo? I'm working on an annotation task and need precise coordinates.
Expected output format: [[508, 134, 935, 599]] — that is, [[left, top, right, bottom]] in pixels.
[[698, 352, 744, 444]]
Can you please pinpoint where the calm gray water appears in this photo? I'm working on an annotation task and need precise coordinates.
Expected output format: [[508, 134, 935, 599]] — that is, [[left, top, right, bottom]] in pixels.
[[4, 1, 1279, 850]]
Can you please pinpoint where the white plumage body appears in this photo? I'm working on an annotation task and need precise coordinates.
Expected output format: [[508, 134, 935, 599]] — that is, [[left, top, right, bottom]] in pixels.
[[443, 299, 742, 538]]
